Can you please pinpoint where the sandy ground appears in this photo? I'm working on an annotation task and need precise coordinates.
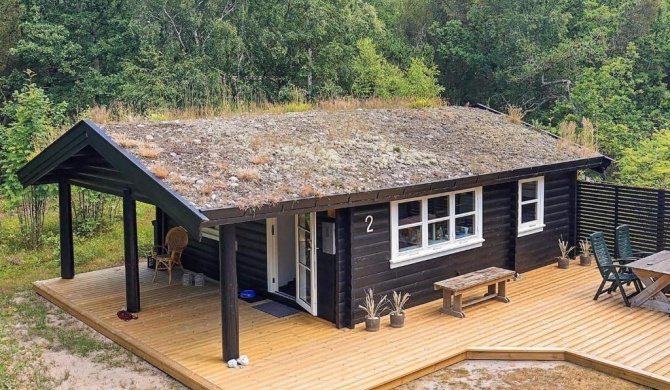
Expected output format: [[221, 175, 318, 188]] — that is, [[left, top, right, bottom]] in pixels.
[[8, 294, 185, 390], [43, 350, 184, 390], [395, 360, 649, 390]]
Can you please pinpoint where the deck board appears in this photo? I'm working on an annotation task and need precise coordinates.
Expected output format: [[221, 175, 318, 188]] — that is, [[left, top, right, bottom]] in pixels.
[[33, 262, 670, 390]]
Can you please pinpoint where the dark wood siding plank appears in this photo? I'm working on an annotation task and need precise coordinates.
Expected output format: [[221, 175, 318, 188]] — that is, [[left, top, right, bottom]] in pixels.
[[164, 217, 267, 287]]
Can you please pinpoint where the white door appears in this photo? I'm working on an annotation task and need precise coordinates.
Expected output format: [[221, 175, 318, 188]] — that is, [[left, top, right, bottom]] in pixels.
[[295, 213, 317, 315]]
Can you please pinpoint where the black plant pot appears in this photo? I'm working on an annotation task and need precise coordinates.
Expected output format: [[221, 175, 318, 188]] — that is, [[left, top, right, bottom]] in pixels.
[[390, 312, 405, 328], [365, 316, 381, 332], [579, 255, 593, 266]]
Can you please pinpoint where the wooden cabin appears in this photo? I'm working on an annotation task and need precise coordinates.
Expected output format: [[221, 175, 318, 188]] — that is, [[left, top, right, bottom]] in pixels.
[[18, 106, 609, 362]]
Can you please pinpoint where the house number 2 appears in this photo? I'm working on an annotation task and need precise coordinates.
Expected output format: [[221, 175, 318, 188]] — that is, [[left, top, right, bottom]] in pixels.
[[365, 215, 374, 232]]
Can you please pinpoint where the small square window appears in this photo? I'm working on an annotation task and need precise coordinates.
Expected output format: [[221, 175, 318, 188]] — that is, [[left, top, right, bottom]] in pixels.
[[521, 181, 537, 201], [518, 177, 545, 237], [428, 196, 449, 219], [521, 203, 537, 223], [455, 192, 474, 214], [397, 201, 422, 226]]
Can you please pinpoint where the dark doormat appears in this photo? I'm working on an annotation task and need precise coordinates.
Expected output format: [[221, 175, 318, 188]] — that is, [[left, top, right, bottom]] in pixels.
[[240, 295, 266, 304], [253, 301, 300, 318]]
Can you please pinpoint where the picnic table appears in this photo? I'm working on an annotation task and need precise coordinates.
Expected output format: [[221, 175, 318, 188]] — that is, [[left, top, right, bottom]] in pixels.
[[627, 250, 670, 314], [433, 267, 515, 318]]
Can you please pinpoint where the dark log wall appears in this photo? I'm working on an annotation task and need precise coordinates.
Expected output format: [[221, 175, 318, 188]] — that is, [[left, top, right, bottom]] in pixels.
[[164, 216, 267, 288], [316, 212, 337, 323], [335, 209, 352, 329], [514, 171, 575, 272], [166, 217, 219, 279], [348, 183, 512, 326], [235, 220, 268, 293]]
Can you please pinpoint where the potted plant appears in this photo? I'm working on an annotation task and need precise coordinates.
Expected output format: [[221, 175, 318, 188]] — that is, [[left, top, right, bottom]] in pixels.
[[358, 288, 388, 332], [557, 237, 574, 269], [578, 239, 593, 266], [389, 290, 410, 328]]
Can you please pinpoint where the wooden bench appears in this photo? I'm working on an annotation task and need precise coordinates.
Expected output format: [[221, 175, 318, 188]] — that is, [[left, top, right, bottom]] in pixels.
[[433, 267, 515, 318]]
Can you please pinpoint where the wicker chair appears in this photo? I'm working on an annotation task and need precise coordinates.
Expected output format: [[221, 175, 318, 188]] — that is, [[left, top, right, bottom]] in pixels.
[[152, 226, 189, 284]]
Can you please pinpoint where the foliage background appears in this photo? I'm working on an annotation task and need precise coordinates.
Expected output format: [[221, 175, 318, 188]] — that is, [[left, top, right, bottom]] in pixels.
[[1, 0, 670, 187]]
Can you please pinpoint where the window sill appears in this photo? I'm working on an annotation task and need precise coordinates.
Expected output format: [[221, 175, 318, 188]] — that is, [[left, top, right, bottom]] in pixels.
[[518, 223, 546, 237], [390, 238, 485, 269]]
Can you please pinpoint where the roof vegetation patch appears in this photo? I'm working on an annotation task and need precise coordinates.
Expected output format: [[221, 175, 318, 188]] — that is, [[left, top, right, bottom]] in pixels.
[[102, 106, 600, 210]]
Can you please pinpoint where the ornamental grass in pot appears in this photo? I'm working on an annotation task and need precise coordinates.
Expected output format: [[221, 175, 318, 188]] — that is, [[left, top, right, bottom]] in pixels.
[[389, 290, 410, 328], [557, 237, 574, 269], [359, 288, 388, 332], [578, 239, 593, 266]]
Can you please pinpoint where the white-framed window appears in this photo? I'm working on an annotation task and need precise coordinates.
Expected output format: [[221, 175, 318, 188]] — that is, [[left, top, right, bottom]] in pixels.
[[390, 187, 484, 268], [517, 177, 545, 237]]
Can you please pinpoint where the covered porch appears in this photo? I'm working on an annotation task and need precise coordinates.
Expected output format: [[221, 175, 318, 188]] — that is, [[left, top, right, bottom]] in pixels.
[[34, 262, 670, 390]]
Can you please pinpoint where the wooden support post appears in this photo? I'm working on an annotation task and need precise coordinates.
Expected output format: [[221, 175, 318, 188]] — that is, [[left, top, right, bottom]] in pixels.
[[123, 188, 140, 313], [508, 181, 518, 271], [155, 206, 165, 247], [58, 179, 75, 279], [614, 186, 620, 257], [220, 225, 239, 361], [569, 177, 578, 251]]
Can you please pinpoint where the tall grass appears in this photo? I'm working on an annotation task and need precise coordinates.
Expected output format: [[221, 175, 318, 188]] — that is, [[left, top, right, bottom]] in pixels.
[[0, 199, 154, 294], [506, 105, 524, 124], [558, 118, 598, 156], [86, 96, 447, 123]]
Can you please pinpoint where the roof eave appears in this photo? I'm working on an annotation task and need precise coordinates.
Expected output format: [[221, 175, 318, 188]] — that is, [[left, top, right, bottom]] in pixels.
[[199, 155, 607, 227]]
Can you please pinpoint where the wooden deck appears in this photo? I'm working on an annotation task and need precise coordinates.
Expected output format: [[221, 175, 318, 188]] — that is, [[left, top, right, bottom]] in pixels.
[[34, 263, 670, 390]]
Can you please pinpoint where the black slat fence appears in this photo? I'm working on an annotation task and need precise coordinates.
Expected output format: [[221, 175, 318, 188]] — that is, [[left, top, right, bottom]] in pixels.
[[577, 182, 669, 255]]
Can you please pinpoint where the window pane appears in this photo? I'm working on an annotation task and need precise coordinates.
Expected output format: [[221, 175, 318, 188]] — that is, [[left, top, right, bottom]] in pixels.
[[399, 226, 422, 252], [397, 201, 422, 225], [521, 181, 538, 202], [428, 220, 450, 245], [455, 215, 475, 239], [428, 196, 449, 219], [299, 267, 311, 304], [521, 203, 537, 223], [455, 192, 474, 214]]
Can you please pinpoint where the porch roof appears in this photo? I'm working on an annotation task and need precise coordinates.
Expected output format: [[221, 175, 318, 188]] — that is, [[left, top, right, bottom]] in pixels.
[[17, 120, 207, 236]]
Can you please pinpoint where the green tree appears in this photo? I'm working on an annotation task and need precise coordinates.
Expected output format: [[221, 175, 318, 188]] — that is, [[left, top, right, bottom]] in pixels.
[[352, 38, 406, 98], [0, 80, 66, 247], [617, 129, 670, 189], [0, 0, 22, 78], [233, 0, 381, 100], [7, 1, 140, 109], [549, 45, 670, 159], [402, 57, 444, 98]]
